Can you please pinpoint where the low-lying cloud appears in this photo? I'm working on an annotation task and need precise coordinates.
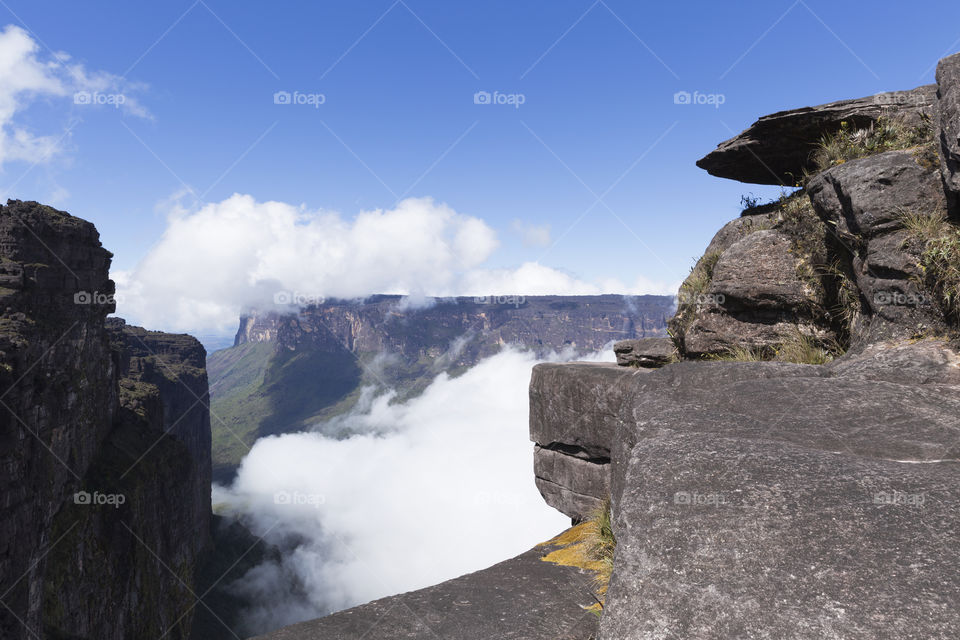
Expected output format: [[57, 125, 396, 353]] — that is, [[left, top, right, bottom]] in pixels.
[[115, 194, 678, 334], [213, 345, 611, 634]]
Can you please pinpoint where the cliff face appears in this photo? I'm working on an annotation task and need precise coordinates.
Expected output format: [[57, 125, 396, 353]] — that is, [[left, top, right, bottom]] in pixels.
[[0, 200, 212, 640], [234, 294, 672, 355], [209, 294, 674, 479], [529, 53, 960, 639]]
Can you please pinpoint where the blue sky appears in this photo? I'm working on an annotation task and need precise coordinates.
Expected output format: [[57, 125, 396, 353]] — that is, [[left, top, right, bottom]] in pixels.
[[1, 0, 959, 334]]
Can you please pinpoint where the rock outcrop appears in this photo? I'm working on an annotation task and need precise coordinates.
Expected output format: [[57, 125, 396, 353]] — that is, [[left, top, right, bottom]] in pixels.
[[529, 341, 960, 638], [529, 51, 960, 639], [696, 84, 936, 184], [613, 337, 677, 367], [250, 534, 600, 640], [0, 200, 212, 640], [938, 53, 960, 212]]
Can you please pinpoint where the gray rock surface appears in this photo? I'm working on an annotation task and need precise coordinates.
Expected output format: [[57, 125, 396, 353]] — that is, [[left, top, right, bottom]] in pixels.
[[529, 363, 643, 520], [527, 341, 960, 639], [251, 539, 600, 640], [807, 150, 946, 239], [937, 52, 960, 212], [613, 337, 677, 367], [679, 227, 830, 357], [696, 85, 936, 184], [807, 150, 949, 342], [528, 339, 960, 638], [708, 230, 812, 308], [601, 431, 960, 640]]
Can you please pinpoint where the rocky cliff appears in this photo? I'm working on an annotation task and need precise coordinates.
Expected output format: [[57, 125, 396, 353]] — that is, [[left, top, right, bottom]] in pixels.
[[0, 200, 212, 640], [234, 294, 671, 356], [528, 52, 960, 639], [208, 294, 673, 480]]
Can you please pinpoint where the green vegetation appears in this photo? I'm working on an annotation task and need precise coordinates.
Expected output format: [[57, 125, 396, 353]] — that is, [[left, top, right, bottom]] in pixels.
[[207, 341, 362, 477], [809, 115, 934, 174], [709, 330, 841, 365], [898, 209, 960, 323], [672, 250, 723, 340], [539, 499, 617, 615]]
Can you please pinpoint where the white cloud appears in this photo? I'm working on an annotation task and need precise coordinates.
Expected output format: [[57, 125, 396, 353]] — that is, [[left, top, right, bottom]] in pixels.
[[116, 194, 680, 334], [214, 345, 612, 633], [511, 219, 551, 247], [0, 24, 149, 168]]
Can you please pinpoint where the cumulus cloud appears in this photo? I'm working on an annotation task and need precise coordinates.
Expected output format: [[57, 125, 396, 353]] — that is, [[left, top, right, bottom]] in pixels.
[[0, 24, 149, 168], [511, 219, 551, 247], [116, 194, 679, 334], [116, 195, 500, 333], [214, 345, 611, 634]]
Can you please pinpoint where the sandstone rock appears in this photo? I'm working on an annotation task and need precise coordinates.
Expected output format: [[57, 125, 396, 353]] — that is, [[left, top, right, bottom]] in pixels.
[[534, 444, 610, 522], [613, 337, 677, 367], [937, 52, 960, 212], [601, 431, 960, 640], [807, 150, 949, 342], [529, 362, 645, 520], [0, 201, 211, 640], [527, 343, 960, 638], [251, 537, 600, 640], [697, 85, 937, 184], [708, 230, 812, 309], [807, 150, 947, 239], [682, 309, 826, 357]]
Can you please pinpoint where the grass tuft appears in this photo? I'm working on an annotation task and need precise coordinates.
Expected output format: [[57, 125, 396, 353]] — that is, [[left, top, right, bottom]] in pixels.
[[540, 498, 617, 613], [809, 114, 935, 175], [896, 209, 960, 323]]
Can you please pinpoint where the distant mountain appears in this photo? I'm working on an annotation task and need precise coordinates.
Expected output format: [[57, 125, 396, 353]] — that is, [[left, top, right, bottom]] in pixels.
[[207, 294, 674, 481]]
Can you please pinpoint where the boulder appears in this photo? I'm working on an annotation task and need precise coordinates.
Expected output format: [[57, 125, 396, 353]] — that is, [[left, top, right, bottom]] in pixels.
[[937, 52, 960, 213], [708, 230, 812, 309], [677, 227, 831, 357], [613, 337, 677, 367], [807, 150, 947, 239], [807, 150, 949, 342], [697, 85, 936, 185]]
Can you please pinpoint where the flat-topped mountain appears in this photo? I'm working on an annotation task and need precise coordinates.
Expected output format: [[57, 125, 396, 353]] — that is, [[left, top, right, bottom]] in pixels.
[[208, 294, 673, 480]]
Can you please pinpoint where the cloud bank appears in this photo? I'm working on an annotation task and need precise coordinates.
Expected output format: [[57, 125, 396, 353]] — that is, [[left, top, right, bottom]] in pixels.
[[213, 345, 610, 634], [0, 24, 148, 168], [115, 194, 678, 334]]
